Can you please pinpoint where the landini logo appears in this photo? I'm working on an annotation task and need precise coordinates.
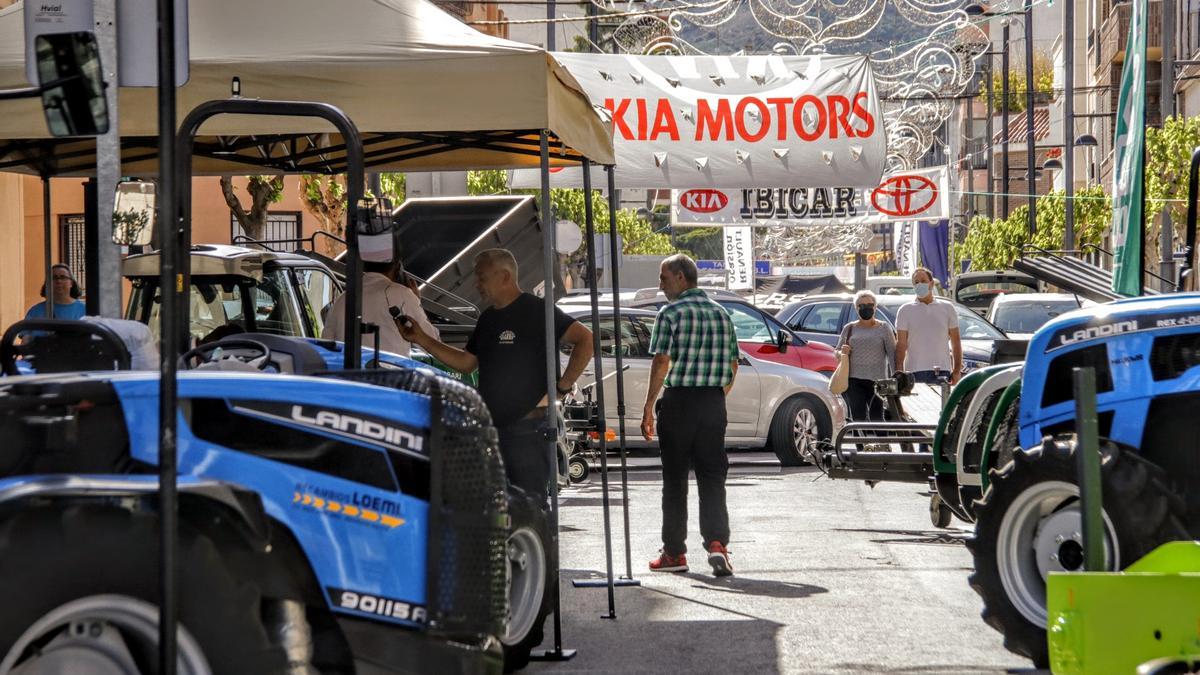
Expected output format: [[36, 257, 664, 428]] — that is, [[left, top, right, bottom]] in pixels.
[[499, 330, 516, 344]]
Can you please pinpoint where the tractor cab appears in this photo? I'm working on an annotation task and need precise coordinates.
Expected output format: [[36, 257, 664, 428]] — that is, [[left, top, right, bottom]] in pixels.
[[123, 244, 341, 344]]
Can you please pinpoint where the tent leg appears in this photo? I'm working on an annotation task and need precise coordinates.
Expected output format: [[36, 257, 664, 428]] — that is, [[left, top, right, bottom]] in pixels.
[[607, 166, 638, 584], [530, 130, 577, 663], [566, 160, 620, 618]]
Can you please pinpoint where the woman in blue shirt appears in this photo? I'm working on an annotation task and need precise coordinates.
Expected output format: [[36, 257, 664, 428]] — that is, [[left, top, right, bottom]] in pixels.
[[25, 264, 86, 320]]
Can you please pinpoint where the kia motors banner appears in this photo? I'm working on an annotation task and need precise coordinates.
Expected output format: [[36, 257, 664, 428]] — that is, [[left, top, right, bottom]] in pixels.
[[514, 53, 885, 189], [724, 227, 754, 290], [669, 166, 949, 228]]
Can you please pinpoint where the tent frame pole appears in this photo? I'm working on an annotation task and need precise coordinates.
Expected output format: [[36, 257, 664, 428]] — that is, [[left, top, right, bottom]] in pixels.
[[531, 130, 578, 662], [607, 167, 638, 584]]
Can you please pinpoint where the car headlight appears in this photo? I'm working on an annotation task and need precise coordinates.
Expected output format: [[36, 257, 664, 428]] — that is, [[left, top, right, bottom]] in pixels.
[[963, 359, 988, 372]]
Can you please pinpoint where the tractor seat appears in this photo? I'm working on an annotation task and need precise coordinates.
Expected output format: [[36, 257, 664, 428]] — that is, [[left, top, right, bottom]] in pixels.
[[1, 319, 133, 375]]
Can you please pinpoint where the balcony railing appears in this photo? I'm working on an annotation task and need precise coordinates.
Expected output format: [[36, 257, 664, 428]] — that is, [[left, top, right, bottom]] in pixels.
[[1097, 0, 1163, 74]]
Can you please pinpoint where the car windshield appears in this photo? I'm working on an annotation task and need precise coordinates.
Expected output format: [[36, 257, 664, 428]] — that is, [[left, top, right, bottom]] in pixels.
[[876, 299, 1006, 340], [991, 299, 1081, 334], [126, 269, 306, 341]]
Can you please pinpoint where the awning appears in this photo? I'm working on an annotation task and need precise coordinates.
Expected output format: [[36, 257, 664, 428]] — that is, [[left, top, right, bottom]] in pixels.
[[0, 0, 614, 176]]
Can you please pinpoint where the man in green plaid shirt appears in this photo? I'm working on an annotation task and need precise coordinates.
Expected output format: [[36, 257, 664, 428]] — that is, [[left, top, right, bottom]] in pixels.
[[641, 254, 740, 577]]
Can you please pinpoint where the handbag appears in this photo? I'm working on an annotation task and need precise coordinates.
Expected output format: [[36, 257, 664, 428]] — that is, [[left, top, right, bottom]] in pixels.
[[828, 325, 852, 395]]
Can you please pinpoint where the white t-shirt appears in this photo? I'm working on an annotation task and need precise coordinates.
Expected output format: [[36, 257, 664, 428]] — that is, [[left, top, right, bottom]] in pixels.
[[895, 298, 957, 372], [322, 272, 438, 357]]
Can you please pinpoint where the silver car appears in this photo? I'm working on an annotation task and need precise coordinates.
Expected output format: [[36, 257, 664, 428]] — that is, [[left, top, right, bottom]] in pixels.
[[562, 306, 846, 466]]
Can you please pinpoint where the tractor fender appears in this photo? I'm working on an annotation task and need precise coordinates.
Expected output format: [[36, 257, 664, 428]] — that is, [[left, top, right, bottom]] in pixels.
[[955, 365, 1023, 490], [979, 377, 1023, 492], [931, 364, 1013, 474], [0, 475, 324, 605]]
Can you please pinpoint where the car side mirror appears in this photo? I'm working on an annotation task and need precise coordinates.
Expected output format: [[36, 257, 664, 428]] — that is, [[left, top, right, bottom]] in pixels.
[[112, 180, 156, 246], [776, 330, 790, 353], [34, 32, 110, 137]]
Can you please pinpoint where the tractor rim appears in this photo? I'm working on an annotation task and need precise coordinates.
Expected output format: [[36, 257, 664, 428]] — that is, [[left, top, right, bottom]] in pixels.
[[1, 594, 211, 675], [793, 407, 819, 456], [501, 526, 547, 645], [997, 480, 1118, 626]]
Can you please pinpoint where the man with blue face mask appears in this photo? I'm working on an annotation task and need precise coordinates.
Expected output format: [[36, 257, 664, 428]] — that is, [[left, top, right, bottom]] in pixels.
[[894, 267, 963, 385]]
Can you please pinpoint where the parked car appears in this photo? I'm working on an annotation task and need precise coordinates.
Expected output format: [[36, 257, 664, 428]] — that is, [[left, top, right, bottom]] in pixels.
[[561, 307, 845, 465], [986, 292, 1094, 340], [775, 293, 1008, 374], [952, 270, 1040, 316], [621, 296, 839, 374]]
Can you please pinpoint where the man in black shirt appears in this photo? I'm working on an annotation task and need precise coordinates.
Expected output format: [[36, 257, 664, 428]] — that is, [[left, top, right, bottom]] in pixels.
[[400, 249, 593, 498]]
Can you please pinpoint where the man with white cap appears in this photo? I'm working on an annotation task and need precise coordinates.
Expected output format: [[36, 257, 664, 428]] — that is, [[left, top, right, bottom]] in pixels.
[[321, 230, 437, 357]]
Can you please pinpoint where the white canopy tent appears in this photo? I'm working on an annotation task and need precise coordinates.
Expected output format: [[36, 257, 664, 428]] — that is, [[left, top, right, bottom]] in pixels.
[[0, 0, 614, 175]]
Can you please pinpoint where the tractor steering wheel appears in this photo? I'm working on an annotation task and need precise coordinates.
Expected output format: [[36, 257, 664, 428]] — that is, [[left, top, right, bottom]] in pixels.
[[179, 339, 273, 371]]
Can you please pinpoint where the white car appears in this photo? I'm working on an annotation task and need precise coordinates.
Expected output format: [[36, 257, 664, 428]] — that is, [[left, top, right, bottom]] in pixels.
[[562, 306, 846, 466], [986, 293, 1094, 340]]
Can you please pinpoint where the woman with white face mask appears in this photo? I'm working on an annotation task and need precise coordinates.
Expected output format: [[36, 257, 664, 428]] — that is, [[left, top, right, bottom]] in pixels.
[[836, 289, 895, 422]]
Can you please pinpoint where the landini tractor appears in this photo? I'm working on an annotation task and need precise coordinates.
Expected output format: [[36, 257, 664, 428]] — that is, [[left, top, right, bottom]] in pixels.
[[824, 152, 1200, 668], [0, 96, 554, 674]]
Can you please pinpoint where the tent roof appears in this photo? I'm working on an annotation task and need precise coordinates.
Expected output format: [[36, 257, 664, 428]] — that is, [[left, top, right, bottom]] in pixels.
[[0, 0, 614, 176]]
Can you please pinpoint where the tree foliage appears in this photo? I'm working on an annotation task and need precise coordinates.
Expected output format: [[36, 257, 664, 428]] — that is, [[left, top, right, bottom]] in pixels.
[[978, 51, 1054, 114], [954, 185, 1111, 271], [466, 169, 675, 256], [297, 173, 406, 256], [1146, 115, 1200, 224], [221, 175, 284, 242]]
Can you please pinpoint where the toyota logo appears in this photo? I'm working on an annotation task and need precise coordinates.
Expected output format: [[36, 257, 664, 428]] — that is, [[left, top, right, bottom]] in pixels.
[[871, 175, 938, 217]]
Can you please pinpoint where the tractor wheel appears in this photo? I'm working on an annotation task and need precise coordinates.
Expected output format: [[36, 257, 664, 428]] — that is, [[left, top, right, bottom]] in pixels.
[[929, 493, 953, 528], [568, 456, 590, 484], [501, 488, 555, 673], [0, 504, 287, 674], [769, 397, 829, 466], [989, 396, 1021, 473], [968, 436, 1187, 668]]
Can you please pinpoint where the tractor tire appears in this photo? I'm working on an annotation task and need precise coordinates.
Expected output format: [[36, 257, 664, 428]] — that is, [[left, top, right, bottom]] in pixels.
[[0, 504, 287, 674], [769, 396, 829, 466], [501, 488, 555, 673], [968, 436, 1187, 668], [988, 396, 1021, 473]]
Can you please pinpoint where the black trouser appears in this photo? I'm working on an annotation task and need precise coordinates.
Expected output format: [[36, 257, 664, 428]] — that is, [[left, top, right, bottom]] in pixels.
[[658, 386, 729, 556], [842, 377, 885, 422], [496, 418, 551, 502]]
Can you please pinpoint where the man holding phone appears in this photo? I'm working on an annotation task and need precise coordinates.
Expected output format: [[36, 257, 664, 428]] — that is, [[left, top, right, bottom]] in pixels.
[[322, 244, 437, 358]]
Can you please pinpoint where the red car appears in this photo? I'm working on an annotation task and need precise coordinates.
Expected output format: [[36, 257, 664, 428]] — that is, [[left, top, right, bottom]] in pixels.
[[629, 297, 838, 374]]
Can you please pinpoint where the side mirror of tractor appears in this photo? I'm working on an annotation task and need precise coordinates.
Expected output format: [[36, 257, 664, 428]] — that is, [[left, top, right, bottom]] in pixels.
[[112, 180, 156, 246], [34, 32, 110, 137]]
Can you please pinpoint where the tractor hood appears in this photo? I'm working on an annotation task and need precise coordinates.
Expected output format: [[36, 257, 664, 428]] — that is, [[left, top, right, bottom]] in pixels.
[[1029, 293, 1200, 356]]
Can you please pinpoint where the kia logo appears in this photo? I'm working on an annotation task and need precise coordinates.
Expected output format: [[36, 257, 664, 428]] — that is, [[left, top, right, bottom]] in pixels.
[[871, 175, 938, 217], [679, 189, 729, 214]]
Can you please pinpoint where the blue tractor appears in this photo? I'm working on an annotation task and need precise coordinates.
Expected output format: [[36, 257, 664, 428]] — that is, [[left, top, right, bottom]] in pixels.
[[822, 150, 1200, 668], [0, 97, 557, 673]]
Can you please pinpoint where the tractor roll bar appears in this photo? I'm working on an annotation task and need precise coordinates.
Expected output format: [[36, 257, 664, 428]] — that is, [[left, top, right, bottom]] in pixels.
[[158, 99, 364, 673], [174, 99, 365, 368]]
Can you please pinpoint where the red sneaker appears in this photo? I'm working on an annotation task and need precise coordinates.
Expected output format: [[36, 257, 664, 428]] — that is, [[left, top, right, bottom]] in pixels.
[[707, 541, 733, 577], [648, 551, 688, 573]]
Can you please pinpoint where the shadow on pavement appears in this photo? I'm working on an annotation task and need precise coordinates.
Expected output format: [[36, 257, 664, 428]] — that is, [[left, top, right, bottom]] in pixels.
[[684, 573, 829, 600], [832, 527, 970, 547], [537, 569, 785, 673]]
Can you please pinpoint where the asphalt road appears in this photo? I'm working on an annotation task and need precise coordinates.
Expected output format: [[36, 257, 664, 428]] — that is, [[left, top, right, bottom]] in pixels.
[[528, 456, 1036, 674]]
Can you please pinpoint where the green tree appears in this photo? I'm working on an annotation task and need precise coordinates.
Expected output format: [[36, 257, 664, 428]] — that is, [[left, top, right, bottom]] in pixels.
[[221, 175, 284, 241], [978, 52, 1055, 114], [1145, 116, 1200, 270], [672, 226, 723, 260], [465, 169, 675, 256], [954, 185, 1111, 271]]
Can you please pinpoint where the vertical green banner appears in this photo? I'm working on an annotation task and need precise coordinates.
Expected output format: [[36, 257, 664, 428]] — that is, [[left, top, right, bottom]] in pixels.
[[1111, 0, 1148, 297]]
